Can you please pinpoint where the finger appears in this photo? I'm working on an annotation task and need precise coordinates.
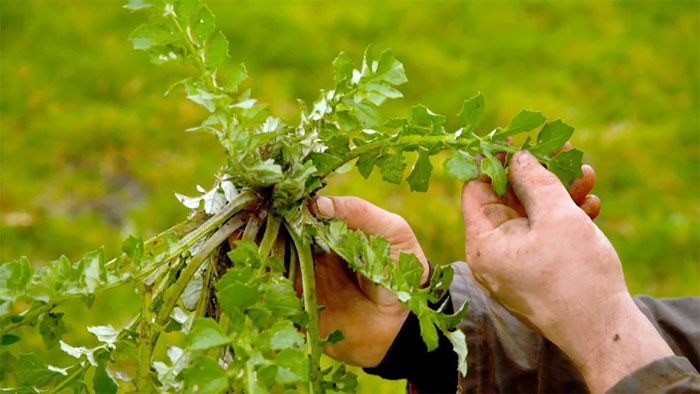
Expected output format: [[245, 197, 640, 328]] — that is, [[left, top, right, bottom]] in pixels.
[[568, 165, 596, 205], [579, 194, 601, 220], [461, 179, 507, 238], [508, 151, 577, 223], [311, 196, 405, 236]]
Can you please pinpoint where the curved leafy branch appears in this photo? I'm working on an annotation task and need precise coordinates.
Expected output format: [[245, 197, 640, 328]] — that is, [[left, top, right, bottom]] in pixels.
[[0, 0, 583, 392]]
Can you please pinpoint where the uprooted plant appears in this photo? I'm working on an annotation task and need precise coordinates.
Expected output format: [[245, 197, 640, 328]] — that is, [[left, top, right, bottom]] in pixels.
[[0, 1, 584, 392]]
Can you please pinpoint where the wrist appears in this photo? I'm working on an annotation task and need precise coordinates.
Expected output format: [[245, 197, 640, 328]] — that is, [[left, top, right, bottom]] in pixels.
[[551, 294, 674, 393]]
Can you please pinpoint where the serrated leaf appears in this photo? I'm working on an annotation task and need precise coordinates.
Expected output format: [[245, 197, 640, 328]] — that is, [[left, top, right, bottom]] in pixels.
[[458, 93, 485, 133], [406, 151, 432, 192], [376, 153, 406, 184], [39, 312, 66, 349], [188, 318, 230, 350], [182, 355, 229, 393], [548, 149, 584, 185], [223, 63, 247, 93], [129, 23, 172, 50], [206, 31, 229, 67], [412, 105, 446, 134], [481, 152, 507, 196], [355, 151, 379, 179], [443, 151, 479, 182], [397, 252, 424, 288], [495, 110, 546, 138], [530, 119, 574, 157], [417, 310, 439, 351]]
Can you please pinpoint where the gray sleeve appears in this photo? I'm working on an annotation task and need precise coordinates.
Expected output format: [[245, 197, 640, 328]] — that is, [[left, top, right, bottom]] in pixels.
[[607, 356, 700, 393], [450, 262, 700, 394]]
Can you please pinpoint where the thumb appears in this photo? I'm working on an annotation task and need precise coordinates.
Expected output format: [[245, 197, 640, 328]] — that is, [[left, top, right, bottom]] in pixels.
[[508, 151, 577, 224]]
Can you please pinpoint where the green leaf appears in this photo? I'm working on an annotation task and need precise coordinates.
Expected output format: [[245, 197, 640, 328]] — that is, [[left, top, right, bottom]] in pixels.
[[264, 281, 302, 318], [206, 31, 229, 67], [76, 249, 106, 294], [530, 119, 574, 157], [26, 256, 72, 303], [307, 152, 343, 175], [548, 149, 584, 185], [94, 352, 118, 394], [333, 51, 354, 83], [17, 353, 60, 387], [215, 268, 259, 315], [350, 99, 381, 127], [325, 329, 345, 345], [376, 153, 406, 184], [222, 63, 248, 93], [192, 6, 216, 45], [355, 150, 380, 179], [417, 311, 439, 351], [274, 348, 308, 384], [458, 93, 485, 133], [375, 50, 408, 85], [188, 317, 230, 350], [122, 235, 144, 267], [0, 256, 33, 300], [129, 23, 173, 50], [411, 105, 446, 134], [182, 355, 229, 393], [39, 312, 66, 349], [443, 151, 479, 182], [446, 329, 468, 376], [406, 151, 433, 192], [123, 0, 153, 11], [495, 110, 546, 138], [269, 320, 304, 350], [481, 152, 507, 196], [1, 334, 20, 346], [174, 0, 199, 22]]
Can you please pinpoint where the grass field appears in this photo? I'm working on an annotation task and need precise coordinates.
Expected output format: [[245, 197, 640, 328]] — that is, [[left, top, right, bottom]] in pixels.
[[1, 1, 698, 392]]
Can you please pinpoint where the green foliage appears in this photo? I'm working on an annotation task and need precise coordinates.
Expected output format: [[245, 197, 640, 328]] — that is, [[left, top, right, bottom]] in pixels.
[[1, 1, 697, 393]]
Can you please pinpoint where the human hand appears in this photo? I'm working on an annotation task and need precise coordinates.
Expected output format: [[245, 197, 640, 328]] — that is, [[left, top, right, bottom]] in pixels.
[[310, 196, 429, 367], [462, 150, 673, 392]]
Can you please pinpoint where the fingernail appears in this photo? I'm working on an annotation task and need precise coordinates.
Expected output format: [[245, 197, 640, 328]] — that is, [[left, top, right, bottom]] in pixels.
[[513, 150, 535, 166], [312, 196, 335, 219]]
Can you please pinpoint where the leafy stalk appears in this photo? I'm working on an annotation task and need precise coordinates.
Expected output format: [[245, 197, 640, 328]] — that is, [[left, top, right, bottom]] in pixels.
[[0, 0, 586, 392]]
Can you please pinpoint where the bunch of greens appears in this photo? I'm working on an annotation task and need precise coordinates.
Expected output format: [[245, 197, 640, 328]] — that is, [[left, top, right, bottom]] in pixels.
[[0, 0, 582, 392]]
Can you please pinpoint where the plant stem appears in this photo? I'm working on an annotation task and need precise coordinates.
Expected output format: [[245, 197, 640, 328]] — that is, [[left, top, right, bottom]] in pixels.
[[286, 223, 322, 393], [137, 282, 154, 392], [155, 214, 246, 327]]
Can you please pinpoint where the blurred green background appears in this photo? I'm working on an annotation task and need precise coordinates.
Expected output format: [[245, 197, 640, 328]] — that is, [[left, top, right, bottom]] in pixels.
[[1, 0, 698, 392]]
